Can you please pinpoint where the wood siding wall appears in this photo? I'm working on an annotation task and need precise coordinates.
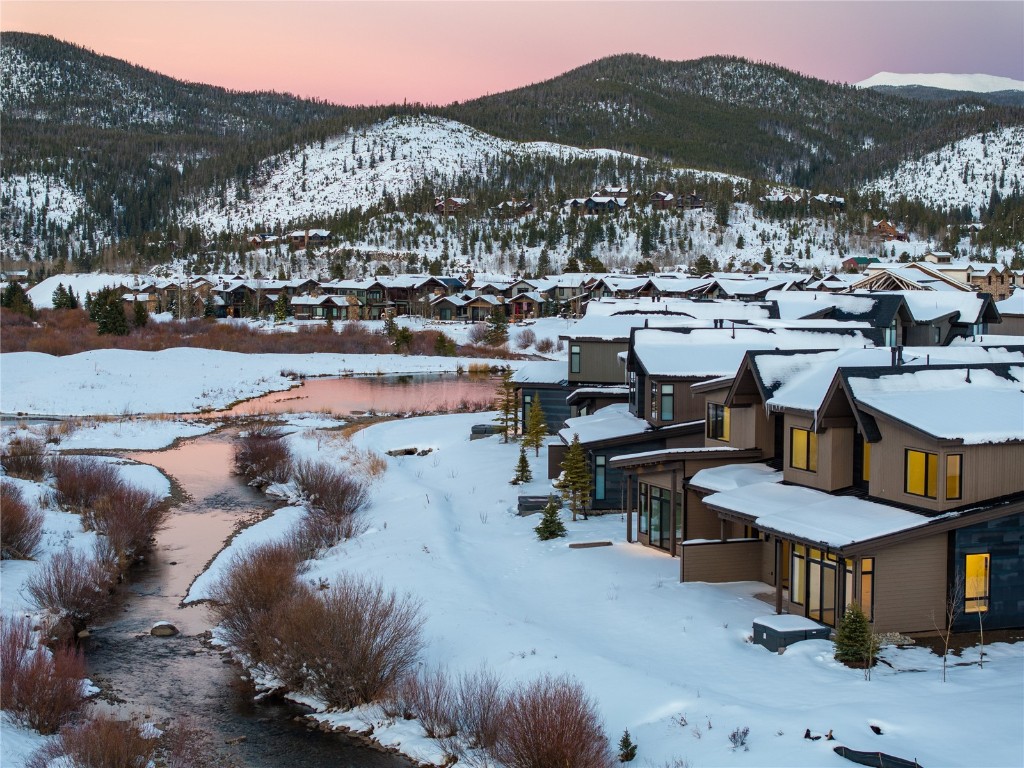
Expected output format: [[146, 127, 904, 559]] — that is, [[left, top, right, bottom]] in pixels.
[[782, 415, 854, 492], [681, 540, 765, 582], [871, 534, 948, 634], [569, 340, 627, 384], [869, 420, 1024, 513]]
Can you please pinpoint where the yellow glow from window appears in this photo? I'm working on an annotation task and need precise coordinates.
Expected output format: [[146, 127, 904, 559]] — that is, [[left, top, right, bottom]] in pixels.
[[808, 431, 818, 472], [722, 407, 731, 442], [905, 449, 938, 498], [946, 454, 962, 500], [791, 428, 816, 472], [965, 553, 990, 613]]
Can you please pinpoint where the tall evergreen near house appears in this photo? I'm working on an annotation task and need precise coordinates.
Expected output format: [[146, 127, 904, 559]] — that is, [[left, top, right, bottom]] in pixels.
[[484, 305, 509, 347], [273, 291, 288, 321], [555, 433, 592, 521], [90, 287, 129, 335], [492, 368, 518, 443], [534, 496, 567, 540], [523, 399, 548, 457], [1, 282, 35, 317], [511, 445, 533, 484], [132, 300, 148, 328]]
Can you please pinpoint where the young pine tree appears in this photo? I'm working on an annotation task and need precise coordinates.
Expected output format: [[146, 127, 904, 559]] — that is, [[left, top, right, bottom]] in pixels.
[[511, 445, 533, 485], [132, 300, 148, 329], [618, 729, 638, 763], [274, 291, 288, 322], [483, 305, 509, 347], [555, 433, 592, 521], [523, 398, 548, 457], [534, 496, 567, 541], [834, 603, 878, 667], [492, 368, 518, 443]]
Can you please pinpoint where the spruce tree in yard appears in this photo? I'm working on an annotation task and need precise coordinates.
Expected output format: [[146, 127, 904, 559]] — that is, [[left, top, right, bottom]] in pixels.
[[523, 398, 548, 457], [555, 433, 592, 521], [132, 300, 148, 329], [534, 496, 567, 540], [834, 602, 878, 667], [492, 368, 518, 443], [512, 445, 533, 484], [274, 291, 288, 321], [484, 305, 509, 347]]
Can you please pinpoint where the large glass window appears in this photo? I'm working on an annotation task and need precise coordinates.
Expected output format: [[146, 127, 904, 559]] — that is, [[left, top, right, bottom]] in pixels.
[[965, 553, 990, 613], [791, 544, 806, 605], [595, 455, 606, 501], [570, 344, 581, 374], [946, 454, 962, 500], [660, 384, 674, 422], [706, 403, 730, 441], [790, 428, 818, 472], [905, 449, 938, 499], [859, 558, 874, 621], [638, 482, 648, 535]]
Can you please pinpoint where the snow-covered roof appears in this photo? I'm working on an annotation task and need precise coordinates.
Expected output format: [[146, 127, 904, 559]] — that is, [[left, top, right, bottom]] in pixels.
[[845, 366, 1024, 445], [689, 462, 783, 493], [705, 481, 929, 548], [559, 403, 652, 444], [996, 290, 1024, 316], [893, 290, 991, 324], [511, 361, 567, 385]]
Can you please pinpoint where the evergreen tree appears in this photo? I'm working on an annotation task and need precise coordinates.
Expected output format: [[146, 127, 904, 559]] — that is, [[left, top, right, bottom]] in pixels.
[[203, 293, 217, 318], [555, 433, 592, 521], [511, 445, 533, 484], [523, 398, 548, 457], [833, 603, 878, 667], [534, 496, 567, 541], [1, 282, 35, 317], [433, 331, 456, 356], [618, 729, 638, 763], [483, 305, 509, 347], [51, 282, 71, 309], [492, 368, 518, 443], [91, 287, 129, 336], [132, 300, 148, 329], [273, 291, 288, 321]]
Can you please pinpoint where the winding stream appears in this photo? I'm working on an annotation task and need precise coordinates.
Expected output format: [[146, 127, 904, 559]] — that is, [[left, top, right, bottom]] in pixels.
[[82, 374, 498, 766]]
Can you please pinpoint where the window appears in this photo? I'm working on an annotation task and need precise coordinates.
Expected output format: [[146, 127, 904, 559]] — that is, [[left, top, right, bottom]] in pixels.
[[862, 441, 871, 482], [660, 384, 674, 422], [706, 403, 730, 441], [964, 553, 990, 613], [628, 370, 637, 409], [905, 449, 938, 499], [791, 544, 806, 605], [884, 321, 898, 347], [570, 344, 581, 374], [859, 558, 874, 621], [638, 483, 648, 535], [790, 428, 818, 472], [595, 455, 606, 501], [946, 454, 962, 500]]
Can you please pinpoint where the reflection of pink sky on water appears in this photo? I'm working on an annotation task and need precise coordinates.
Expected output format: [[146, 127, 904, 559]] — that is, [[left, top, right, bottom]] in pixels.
[[215, 374, 497, 418], [129, 435, 269, 632]]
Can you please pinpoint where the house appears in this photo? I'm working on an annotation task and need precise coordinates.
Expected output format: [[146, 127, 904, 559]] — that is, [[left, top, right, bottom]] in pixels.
[[433, 197, 470, 215], [871, 220, 910, 242], [612, 344, 1024, 635], [290, 294, 359, 321], [507, 291, 547, 321], [511, 361, 572, 435], [287, 229, 331, 248], [994, 290, 1024, 335], [840, 256, 878, 273], [649, 191, 675, 210], [680, 191, 705, 210], [493, 200, 534, 218], [811, 193, 846, 210], [760, 192, 802, 205], [923, 250, 955, 265], [584, 196, 628, 214]]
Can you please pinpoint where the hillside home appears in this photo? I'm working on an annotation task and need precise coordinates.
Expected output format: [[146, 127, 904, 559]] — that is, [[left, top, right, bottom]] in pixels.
[[649, 191, 675, 210], [871, 220, 910, 242], [584, 196, 629, 214], [287, 229, 331, 248], [433, 197, 470, 215]]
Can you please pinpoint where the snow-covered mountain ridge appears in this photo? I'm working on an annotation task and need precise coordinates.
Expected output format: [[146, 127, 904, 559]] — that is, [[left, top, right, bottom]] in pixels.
[[856, 72, 1024, 93]]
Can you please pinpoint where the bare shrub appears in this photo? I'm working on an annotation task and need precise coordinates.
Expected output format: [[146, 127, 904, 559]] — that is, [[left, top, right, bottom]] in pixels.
[[51, 455, 123, 512], [1, 435, 47, 480], [208, 541, 301, 662], [467, 323, 488, 344], [534, 337, 555, 354], [89, 484, 167, 568], [292, 459, 369, 553], [233, 424, 291, 485], [455, 665, 504, 751], [491, 674, 613, 768], [160, 715, 219, 768], [280, 574, 423, 708], [1, 616, 88, 735], [514, 328, 537, 350], [399, 666, 459, 739], [1, 480, 44, 559], [29, 713, 158, 767], [26, 546, 114, 624]]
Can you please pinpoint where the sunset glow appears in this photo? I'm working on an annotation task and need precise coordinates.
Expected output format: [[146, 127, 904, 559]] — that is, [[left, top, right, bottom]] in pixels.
[[3, 1, 1023, 105]]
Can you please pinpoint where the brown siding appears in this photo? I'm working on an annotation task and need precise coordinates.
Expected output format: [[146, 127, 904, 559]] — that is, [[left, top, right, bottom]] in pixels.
[[995, 315, 1024, 335], [869, 420, 1024, 512], [686, 492, 722, 541], [871, 534, 948, 634], [759, 540, 776, 585], [681, 540, 765, 582], [781, 415, 855, 492], [569, 340, 627, 384], [547, 443, 568, 479]]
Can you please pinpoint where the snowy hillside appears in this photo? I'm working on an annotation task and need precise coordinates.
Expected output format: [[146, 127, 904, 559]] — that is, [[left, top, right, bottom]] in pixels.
[[186, 115, 734, 232], [2, 173, 90, 230], [856, 72, 1024, 93], [861, 126, 1024, 216]]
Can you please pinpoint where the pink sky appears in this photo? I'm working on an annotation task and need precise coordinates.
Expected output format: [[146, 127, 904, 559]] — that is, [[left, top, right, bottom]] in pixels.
[[3, 1, 1022, 105]]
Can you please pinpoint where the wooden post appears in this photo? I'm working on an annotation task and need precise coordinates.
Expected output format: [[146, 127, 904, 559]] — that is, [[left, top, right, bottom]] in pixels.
[[774, 537, 784, 615], [669, 469, 678, 557], [625, 471, 634, 543]]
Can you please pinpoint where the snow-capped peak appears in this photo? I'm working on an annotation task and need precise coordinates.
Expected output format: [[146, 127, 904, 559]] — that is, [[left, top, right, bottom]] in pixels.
[[855, 71, 1024, 93]]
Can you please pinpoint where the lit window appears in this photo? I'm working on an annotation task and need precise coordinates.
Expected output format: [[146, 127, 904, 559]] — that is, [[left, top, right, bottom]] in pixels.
[[706, 403, 730, 441], [964, 553, 990, 613], [790, 428, 818, 472], [791, 544, 806, 605], [570, 344, 581, 374], [946, 454, 962, 500], [859, 558, 874, 621], [905, 449, 938, 499]]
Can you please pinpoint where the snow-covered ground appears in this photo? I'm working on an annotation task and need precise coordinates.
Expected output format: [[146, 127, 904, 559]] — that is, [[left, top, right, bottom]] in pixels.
[[862, 126, 1024, 218], [0, 348, 522, 415], [855, 72, 1024, 93], [196, 411, 1024, 768]]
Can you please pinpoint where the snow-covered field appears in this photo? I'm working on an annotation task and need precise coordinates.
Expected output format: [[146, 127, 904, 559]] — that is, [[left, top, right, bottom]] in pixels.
[[193, 411, 1024, 768]]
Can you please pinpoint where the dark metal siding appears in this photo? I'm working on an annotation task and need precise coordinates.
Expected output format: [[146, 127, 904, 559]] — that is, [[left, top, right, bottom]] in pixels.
[[520, 386, 572, 434], [590, 439, 665, 512], [953, 511, 1024, 631]]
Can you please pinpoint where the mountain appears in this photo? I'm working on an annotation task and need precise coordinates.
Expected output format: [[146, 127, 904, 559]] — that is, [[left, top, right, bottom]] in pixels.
[[862, 86, 1024, 108], [856, 72, 1024, 93], [436, 54, 1024, 187]]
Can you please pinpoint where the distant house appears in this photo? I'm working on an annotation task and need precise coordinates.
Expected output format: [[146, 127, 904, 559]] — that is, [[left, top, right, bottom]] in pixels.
[[433, 197, 470, 215], [760, 192, 802, 204], [287, 229, 331, 248], [493, 200, 534, 218], [872, 219, 910, 242], [923, 250, 955, 264], [584, 196, 628, 214], [649, 191, 675, 210], [811, 193, 846, 210], [841, 256, 879, 273], [680, 192, 705, 210]]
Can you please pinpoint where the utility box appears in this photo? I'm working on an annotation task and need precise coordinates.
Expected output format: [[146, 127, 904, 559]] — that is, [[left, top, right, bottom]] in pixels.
[[753, 615, 831, 652]]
